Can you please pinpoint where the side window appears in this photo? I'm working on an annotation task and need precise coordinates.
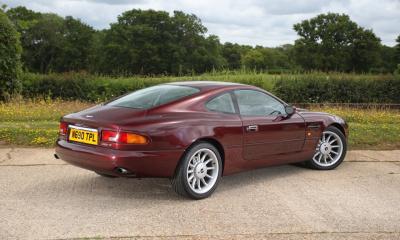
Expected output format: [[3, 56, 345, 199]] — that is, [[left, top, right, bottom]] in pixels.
[[234, 90, 285, 116], [206, 93, 236, 114]]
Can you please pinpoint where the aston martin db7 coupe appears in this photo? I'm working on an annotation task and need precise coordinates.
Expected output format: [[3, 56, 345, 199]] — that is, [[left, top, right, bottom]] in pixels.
[[55, 81, 348, 199]]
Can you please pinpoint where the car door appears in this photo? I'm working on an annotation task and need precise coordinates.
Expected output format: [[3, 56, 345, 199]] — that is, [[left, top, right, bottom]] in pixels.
[[234, 89, 306, 161]]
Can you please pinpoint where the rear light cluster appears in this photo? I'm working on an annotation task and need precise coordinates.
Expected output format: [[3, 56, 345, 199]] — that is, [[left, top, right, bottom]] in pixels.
[[59, 121, 148, 145], [101, 130, 149, 144], [59, 122, 68, 136]]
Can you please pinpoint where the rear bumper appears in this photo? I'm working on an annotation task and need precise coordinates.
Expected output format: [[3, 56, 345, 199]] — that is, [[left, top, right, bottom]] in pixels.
[[55, 140, 184, 178]]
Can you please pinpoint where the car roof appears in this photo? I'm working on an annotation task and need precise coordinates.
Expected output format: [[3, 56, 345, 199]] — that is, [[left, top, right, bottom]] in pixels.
[[165, 81, 249, 90]]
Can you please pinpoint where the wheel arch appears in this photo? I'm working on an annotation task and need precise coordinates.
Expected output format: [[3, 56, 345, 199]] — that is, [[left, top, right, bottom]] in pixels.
[[328, 123, 346, 137], [197, 137, 225, 167]]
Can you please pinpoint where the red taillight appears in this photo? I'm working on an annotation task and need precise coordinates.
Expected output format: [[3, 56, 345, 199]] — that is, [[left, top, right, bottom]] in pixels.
[[59, 122, 68, 136], [101, 130, 119, 142], [101, 130, 148, 144]]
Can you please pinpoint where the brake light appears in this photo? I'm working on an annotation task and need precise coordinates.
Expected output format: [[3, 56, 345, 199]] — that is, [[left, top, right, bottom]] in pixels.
[[101, 130, 149, 144], [59, 122, 68, 135], [102, 130, 118, 142]]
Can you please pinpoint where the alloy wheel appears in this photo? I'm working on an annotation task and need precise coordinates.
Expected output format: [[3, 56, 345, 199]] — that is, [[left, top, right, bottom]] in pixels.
[[312, 130, 344, 167], [186, 148, 219, 194]]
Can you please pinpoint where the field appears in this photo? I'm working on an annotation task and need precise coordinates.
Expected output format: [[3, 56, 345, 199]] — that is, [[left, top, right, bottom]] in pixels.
[[1, 99, 399, 149]]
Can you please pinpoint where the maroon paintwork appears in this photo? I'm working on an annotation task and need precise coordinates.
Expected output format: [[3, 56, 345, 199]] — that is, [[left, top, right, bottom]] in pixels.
[[55, 81, 348, 177]]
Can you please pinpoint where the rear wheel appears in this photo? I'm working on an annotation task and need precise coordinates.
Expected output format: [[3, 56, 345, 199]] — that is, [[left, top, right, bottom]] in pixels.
[[306, 126, 347, 170], [171, 142, 222, 199]]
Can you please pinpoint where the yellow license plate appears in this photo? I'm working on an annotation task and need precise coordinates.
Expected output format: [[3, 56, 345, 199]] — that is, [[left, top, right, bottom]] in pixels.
[[69, 127, 98, 145]]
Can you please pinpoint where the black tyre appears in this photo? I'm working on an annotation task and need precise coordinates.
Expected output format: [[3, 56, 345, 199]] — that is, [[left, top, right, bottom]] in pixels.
[[306, 126, 347, 170], [171, 142, 222, 199]]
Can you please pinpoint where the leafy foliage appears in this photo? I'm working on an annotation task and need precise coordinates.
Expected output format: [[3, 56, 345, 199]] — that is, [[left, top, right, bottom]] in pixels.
[[94, 10, 225, 75], [242, 46, 293, 71], [0, 10, 22, 100], [20, 71, 400, 103], [274, 73, 400, 103], [4, 6, 398, 75], [6, 7, 95, 73], [396, 35, 400, 65], [293, 13, 381, 72]]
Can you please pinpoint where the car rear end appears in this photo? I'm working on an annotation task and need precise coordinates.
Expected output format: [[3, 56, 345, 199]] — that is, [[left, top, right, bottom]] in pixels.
[[54, 84, 212, 178], [55, 105, 183, 178]]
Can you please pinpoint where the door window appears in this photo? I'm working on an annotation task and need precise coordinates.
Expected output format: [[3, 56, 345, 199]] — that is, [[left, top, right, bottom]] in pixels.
[[234, 90, 285, 116]]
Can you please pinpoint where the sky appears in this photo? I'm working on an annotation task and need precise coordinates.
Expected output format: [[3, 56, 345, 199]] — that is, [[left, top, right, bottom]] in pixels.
[[2, 0, 400, 47]]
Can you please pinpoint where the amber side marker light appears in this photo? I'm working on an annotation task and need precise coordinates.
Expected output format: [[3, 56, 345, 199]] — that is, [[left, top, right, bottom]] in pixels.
[[102, 130, 149, 144]]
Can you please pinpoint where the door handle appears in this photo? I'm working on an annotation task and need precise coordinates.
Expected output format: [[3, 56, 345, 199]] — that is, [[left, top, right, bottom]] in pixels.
[[246, 125, 258, 132]]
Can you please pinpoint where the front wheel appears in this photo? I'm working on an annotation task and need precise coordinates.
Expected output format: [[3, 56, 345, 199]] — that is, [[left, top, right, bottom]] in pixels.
[[171, 142, 222, 199], [306, 126, 347, 170]]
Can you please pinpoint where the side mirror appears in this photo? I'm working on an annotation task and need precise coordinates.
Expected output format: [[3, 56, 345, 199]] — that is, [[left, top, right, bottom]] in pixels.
[[285, 105, 296, 115]]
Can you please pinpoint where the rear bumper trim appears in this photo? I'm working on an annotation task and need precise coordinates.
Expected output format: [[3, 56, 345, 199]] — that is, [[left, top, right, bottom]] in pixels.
[[55, 140, 184, 178]]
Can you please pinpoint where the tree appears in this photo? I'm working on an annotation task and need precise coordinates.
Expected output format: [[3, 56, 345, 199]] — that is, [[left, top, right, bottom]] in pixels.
[[97, 9, 225, 75], [293, 13, 381, 72], [0, 10, 22, 100], [240, 46, 293, 71], [373, 45, 397, 73], [22, 13, 64, 73], [6, 6, 41, 34], [396, 35, 400, 64], [222, 42, 243, 70], [242, 48, 265, 70], [57, 16, 95, 72], [261, 47, 291, 71], [350, 29, 381, 72], [6, 7, 95, 73]]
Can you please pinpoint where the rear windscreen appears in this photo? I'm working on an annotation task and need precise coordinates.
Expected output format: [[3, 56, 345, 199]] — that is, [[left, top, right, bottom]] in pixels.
[[107, 85, 200, 109]]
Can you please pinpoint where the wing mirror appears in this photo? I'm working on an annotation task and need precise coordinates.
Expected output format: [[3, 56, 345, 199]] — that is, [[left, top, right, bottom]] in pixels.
[[284, 105, 296, 116]]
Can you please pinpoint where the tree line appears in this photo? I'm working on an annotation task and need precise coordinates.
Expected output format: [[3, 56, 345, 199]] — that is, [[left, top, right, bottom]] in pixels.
[[1, 5, 400, 78]]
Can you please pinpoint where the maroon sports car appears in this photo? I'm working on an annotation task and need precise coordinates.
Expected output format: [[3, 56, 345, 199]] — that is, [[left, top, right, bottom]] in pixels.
[[55, 81, 348, 199]]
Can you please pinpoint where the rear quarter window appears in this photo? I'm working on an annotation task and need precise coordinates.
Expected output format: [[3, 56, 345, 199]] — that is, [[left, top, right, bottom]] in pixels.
[[206, 93, 236, 114]]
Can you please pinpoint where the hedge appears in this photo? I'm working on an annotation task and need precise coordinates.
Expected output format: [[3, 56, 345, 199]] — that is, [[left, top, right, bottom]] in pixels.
[[20, 72, 400, 103], [274, 73, 400, 103]]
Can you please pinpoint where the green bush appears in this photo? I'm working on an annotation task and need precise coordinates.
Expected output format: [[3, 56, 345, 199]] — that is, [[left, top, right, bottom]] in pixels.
[[21, 72, 175, 102], [274, 73, 400, 103], [20, 71, 277, 102], [0, 10, 22, 101], [20, 71, 400, 103]]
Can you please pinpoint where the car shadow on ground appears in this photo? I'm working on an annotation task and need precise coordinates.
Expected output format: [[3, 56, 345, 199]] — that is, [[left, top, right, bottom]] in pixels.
[[217, 164, 307, 194], [27, 164, 311, 202]]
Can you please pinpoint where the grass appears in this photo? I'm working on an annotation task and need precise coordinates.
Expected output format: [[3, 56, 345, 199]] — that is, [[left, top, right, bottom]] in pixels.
[[0, 99, 92, 146], [310, 106, 400, 149], [0, 99, 399, 149]]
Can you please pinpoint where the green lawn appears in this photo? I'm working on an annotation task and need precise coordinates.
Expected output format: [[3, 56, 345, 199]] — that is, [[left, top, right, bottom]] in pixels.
[[0, 100, 399, 149], [310, 106, 400, 149], [0, 100, 92, 146]]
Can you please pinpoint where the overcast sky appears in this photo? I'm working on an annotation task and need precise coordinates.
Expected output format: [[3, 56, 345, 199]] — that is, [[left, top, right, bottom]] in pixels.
[[3, 0, 400, 46]]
